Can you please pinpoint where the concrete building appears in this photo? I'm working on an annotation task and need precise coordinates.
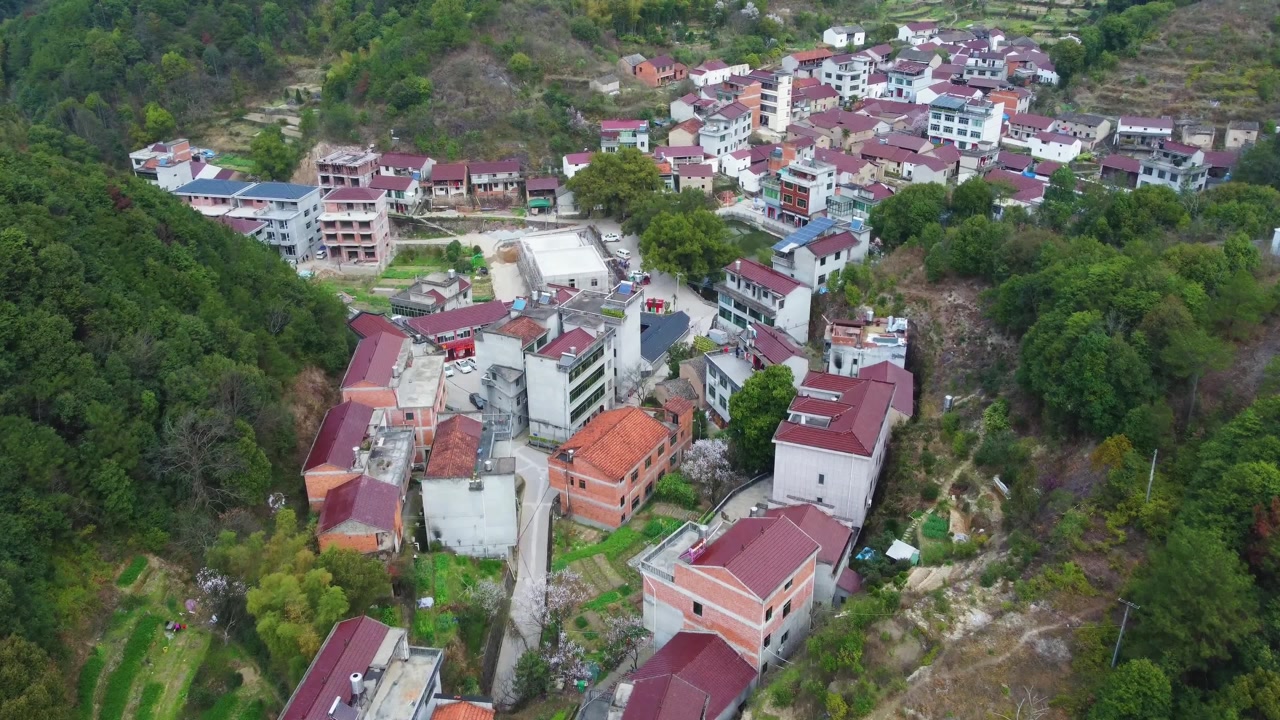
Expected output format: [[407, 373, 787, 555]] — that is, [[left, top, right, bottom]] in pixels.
[[523, 229, 613, 291], [818, 53, 873, 103], [1028, 131, 1082, 163], [1180, 124, 1216, 151], [635, 55, 688, 87], [762, 157, 837, 226], [369, 174, 421, 215], [317, 148, 379, 190], [824, 24, 865, 49], [704, 349, 754, 425], [1115, 116, 1174, 150], [1137, 140, 1209, 192], [638, 515, 819, 672], [897, 21, 939, 45], [927, 95, 1003, 150], [377, 152, 434, 180], [676, 164, 715, 196], [699, 103, 753, 158], [1053, 112, 1111, 149], [781, 48, 834, 79], [1005, 113, 1057, 142], [321, 187, 391, 265], [428, 163, 469, 206], [339, 331, 447, 454], [749, 70, 794, 133], [475, 313, 551, 436], [389, 272, 472, 317], [601, 120, 650, 153], [824, 315, 909, 376], [279, 617, 442, 720], [885, 62, 933, 102], [608, 632, 757, 720], [763, 504, 857, 605], [421, 415, 518, 557], [689, 59, 751, 87], [302, 401, 414, 511], [963, 51, 1008, 81], [771, 371, 910, 532], [469, 160, 524, 206], [406, 300, 512, 361], [1225, 120, 1260, 150], [591, 74, 621, 95], [563, 152, 593, 179], [717, 258, 813, 343], [129, 138, 194, 191], [548, 401, 693, 529], [229, 182, 325, 263], [771, 217, 869, 288]]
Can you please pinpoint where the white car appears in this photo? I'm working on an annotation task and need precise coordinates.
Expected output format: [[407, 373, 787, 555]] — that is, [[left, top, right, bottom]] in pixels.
[[603, 232, 621, 243], [457, 361, 473, 374], [444, 364, 455, 378]]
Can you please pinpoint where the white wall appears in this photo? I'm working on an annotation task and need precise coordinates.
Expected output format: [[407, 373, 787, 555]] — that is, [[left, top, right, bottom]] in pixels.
[[775, 287, 813, 344], [1029, 138, 1081, 163], [421, 475, 519, 557], [771, 412, 890, 527]]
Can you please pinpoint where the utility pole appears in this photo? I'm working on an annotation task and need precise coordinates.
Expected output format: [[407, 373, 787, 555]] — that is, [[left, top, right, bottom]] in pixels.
[[1111, 598, 1140, 668], [1144, 449, 1158, 502]]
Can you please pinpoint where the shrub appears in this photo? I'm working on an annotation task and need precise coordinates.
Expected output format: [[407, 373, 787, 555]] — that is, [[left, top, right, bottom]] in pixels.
[[655, 473, 699, 509], [643, 519, 669, 538], [100, 615, 163, 720], [920, 483, 941, 502], [921, 513, 950, 539], [920, 543, 952, 565], [412, 611, 435, 645], [116, 555, 148, 586], [201, 695, 240, 720], [574, 615, 589, 629], [952, 430, 979, 458], [769, 684, 795, 707]]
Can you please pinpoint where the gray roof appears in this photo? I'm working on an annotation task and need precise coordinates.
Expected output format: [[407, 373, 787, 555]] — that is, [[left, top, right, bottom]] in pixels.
[[174, 179, 253, 197], [1229, 121, 1260, 131], [930, 95, 968, 111], [239, 182, 319, 200], [831, 24, 864, 33], [1057, 112, 1107, 127], [622, 54, 646, 66], [657, 377, 698, 402], [640, 311, 691, 364]]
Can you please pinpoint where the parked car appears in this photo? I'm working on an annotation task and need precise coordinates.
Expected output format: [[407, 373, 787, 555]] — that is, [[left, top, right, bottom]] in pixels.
[[603, 232, 621, 243], [444, 364, 455, 378], [457, 361, 473, 374], [615, 248, 632, 260], [469, 392, 487, 410], [459, 357, 477, 368]]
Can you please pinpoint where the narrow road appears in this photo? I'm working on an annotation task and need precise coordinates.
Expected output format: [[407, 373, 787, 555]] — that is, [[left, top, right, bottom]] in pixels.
[[491, 443, 554, 704]]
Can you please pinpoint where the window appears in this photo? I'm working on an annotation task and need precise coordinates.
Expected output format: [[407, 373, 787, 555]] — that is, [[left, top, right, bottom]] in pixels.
[[818, 473, 825, 485], [816, 496, 823, 504], [785, 577, 793, 590], [765, 607, 773, 621], [632, 497, 640, 509], [619, 497, 626, 507], [578, 479, 586, 489], [781, 630, 790, 644], [645, 457, 652, 469], [693, 602, 703, 616], [764, 634, 772, 647], [783, 600, 792, 617], [405, 412, 415, 420], [631, 470, 639, 483], [658, 443, 665, 455], [818, 274, 827, 285], [835, 251, 841, 260], [820, 256, 827, 266]]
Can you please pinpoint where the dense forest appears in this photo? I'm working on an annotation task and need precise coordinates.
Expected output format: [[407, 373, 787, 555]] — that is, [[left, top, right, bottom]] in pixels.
[[0, 118, 350, 664]]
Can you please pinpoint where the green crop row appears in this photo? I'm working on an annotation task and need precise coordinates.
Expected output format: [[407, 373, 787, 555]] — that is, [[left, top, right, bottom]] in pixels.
[[99, 615, 163, 720]]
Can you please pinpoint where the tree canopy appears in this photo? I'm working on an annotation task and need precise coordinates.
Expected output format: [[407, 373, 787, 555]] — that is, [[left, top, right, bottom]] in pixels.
[[638, 209, 738, 281], [566, 148, 662, 219], [727, 364, 796, 474]]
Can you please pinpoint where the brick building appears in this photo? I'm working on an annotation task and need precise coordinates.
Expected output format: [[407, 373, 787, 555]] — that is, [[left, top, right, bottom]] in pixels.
[[548, 400, 694, 530], [302, 401, 414, 511], [316, 475, 403, 554], [339, 331, 448, 456]]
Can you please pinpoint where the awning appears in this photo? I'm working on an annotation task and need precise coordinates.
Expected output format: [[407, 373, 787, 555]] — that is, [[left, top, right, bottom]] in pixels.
[[528, 198, 552, 208]]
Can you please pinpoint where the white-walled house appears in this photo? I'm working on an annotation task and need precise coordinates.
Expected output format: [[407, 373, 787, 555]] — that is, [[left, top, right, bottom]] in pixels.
[[897, 21, 938, 45], [422, 415, 518, 557], [1138, 140, 1209, 192], [771, 218, 869, 288], [689, 59, 751, 87], [824, 25, 866, 49], [717, 257, 813, 344], [1028, 131, 1082, 163], [562, 151, 593, 178]]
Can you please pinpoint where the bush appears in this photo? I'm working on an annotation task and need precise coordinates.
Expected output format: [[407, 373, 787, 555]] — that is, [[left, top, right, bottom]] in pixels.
[[655, 473, 699, 509], [920, 483, 941, 502], [921, 513, 950, 539], [643, 519, 670, 538], [920, 543, 952, 565], [574, 615, 589, 629], [100, 615, 163, 720], [513, 650, 552, 703], [569, 16, 601, 42], [769, 684, 795, 707], [952, 431, 979, 458], [116, 555, 147, 586]]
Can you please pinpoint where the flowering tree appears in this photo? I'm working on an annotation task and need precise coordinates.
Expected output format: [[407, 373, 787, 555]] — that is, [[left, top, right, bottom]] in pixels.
[[547, 633, 592, 684], [516, 569, 590, 636], [195, 567, 248, 643], [466, 578, 506, 618], [603, 614, 650, 670], [682, 439, 740, 504]]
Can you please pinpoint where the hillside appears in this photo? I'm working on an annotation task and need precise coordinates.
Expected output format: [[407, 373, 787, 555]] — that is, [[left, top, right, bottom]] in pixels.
[[1069, 0, 1280, 123]]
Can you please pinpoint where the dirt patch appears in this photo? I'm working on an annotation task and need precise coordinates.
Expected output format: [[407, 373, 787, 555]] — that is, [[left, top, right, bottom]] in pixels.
[[865, 619, 927, 674], [288, 367, 340, 467]]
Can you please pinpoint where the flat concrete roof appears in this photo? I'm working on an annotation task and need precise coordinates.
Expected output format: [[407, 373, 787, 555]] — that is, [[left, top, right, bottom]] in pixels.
[[393, 347, 445, 408], [367, 646, 442, 720], [706, 351, 754, 389], [524, 231, 610, 281]]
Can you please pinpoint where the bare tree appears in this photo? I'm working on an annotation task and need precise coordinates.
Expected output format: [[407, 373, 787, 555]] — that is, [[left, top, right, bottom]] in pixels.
[[993, 687, 1050, 720], [154, 410, 248, 511], [617, 362, 651, 402], [265, 297, 294, 335]]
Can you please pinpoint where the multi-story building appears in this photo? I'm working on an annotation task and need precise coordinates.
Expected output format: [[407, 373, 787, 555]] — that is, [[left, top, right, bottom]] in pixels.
[[839, 181, 895, 220], [469, 160, 524, 205], [321, 187, 391, 265], [676, 164, 715, 195], [781, 48, 834, 78], [1114, 116, 1174, 150], [771, 217, 868, 288], [339, 330, 447, 455], [762, 157, 837, 226], [635, 55, 688, 87], [885, 62, 933, 101], [1005, 113, 1057, 142], [421, 414, 518, 557], [1225, 120, 1260, 150], [390, 271, 473, 317], [129, 138, 194, 191], [689, 59, 751, 87], [280, 617, 442, 720], [897, 21, 938, 45], [748, 70, 794, 133], [763, 504, 857, 605], [1029, 131, 1082, 163], [317, 148, 379, 190], [548, 401, 693, 529], [301, 401, 414, 511], [717, 258, 813, 343], [523, 228, 613, 291], [824, 315, 909, 376], [406, 300, 511, 360], [717, 74, 765, 129], [927, 95, 1003, 150], [317, 475, 403, 554], [704, 348, 754, 425], [824, 24, 866, 48], [818, 53, 873, 102], [699, 103, 752, 158], [988, 87, 1034, 116], [428, 163, 469, 206], [1137, 140, 1209, 192], [174, 178, 252, 216], [771, 370, 910, 531], [600, 120, 650, 153], [964, 51, 1008, 81], [638, 514, 820, 672], [474, 314, 549, 436], [608, 632, 757, 720], [230, 182, 325, 263], [377, 152, 434, 180]]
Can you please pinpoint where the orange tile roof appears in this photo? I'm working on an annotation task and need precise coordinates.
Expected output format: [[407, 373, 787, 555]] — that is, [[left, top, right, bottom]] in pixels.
[[497, 315, 547, 346], [432, 701, 495, 720], [558, 407, 672, 479], [664, 397, 694, 416]]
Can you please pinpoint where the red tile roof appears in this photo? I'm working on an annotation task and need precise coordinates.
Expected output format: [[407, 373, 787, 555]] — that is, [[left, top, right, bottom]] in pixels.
[[806, 230, 861, 258], [905, 21, 937, 31], [789, 48, 833, 63], [623, 632, 756, 720], [678, 164, 713, 179], [281, 616, 391, 720], [556, 407, 672, 480], [1202, 150, 1239, 169], [655, 146, 706, 159], [1119, 116, 1173, 130], [602, 119, 648, 131], [694, 516, 820, 597], [796, 84, 840, 103], [664, 396, 694, 416], [883, 133, 932, 152], [304, 401, 374, 471], [496, 315, 548, 346], [425, 415, 482, 478], [1035, 131, 1078, 146], [406, 300, 509, 338], [984, 168, 1044, 201], [538, 327, 596, 359], [526, 177, 561, 192], [565, 152, 594, 165], [349, 312, 408, 340], [671, 118, 704, 137], [998, 151, 1034, 171], [647, 54, 677, 68], [326, 187, 384, 202], [764, 504, 853, 565], [930, 144, 961, 164], [217, 215, 267, 234], [379, 152, 432, 170], [318, 475, 400, 533], [860, 143, 913, 164], [432, 701, 496, 720], [1009, 113, 1055, 130], [470, 160, 520, 175], [1034, 160, 1064, 177], [1100, 154, 1141, 173], [837, 567, 863, 594], [775, 375, 894, 456], [815, 148, 869, 177], [431, 163, 469, 182], [712, 102, 750, 120], [341, 332, 404, 389], [752, 322, 803, 365], [858, 361, 914, 417], [908, 152, 951, 173], [725, 257, 803, 296], [369, 174, 414, 191]]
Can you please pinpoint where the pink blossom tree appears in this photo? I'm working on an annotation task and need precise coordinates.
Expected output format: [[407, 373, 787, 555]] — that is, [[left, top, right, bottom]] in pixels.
[[681, 438, 740, 504], [603, 614, 650, 670], [516, 568, 590, 636]]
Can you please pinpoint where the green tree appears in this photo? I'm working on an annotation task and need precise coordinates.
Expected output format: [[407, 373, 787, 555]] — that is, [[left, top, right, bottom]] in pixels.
[[0, 636, 72, 720], [1087, 659, 1171, 720], [566, 148, 662, 219], [945, 215, 1009, 279], [1041, 167, 1078, 230], [1050, 39, 1087, 83], [143, 102, 176, 142], [727, 364, 796, 473], [513, 650, 551, 703], [868, 183, 947, 250], [247, 565, 349, 680], [949, 176, 994, 219], [623, 188, 716, 237], [507, 52, 541, 83], [1159, 323, 1232, 424], [666, 341, 694, 378], [316, 548, 392, 613], [1234, 135, 1280, 191], [250, 124, 299, 181], [1210, 270, 1275, 340], [639, 210, 737, 282], [1126, 523, 1260, 675]]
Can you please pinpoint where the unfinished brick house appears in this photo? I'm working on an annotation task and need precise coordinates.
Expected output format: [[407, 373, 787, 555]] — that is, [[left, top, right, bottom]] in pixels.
[[316, 475, 403, 554]]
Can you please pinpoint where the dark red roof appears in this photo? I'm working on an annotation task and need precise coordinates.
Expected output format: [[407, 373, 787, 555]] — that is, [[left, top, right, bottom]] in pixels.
[[806, 230, 861, 258], [800, 370, 863, 393], [883, 133, 931, 152], [1035, 160, 1064, 177], [526, 177, 561, 192], [647, 54, 677, 68], [470, 160, 521, 175], [304, 401, 374, 471], [1100, 154, 1141, 173], [281, 617, 391, 720], [217, 215, 266, 234], [752, 323, 802, 365], [814, 148, 869, 177], [837, 567, 864, 594], [318, 475, 400, 533], [341, 332, 403, 389], [406, 300, 509, 338], [602, 119, 647, 131], [1009, 113, 1055, 130], [369, 174, 414, 191], [379, 152, 432, 170], [860, 143, 913, 163], [425, 415, 482, 478], [326, 187, 384, 202], [930, 144, 961, 164], [349, 312, 408, 340], [1202, 150, 1238, 169], [678, 164, 713, 179], [431, 163, 468, 182], [1035, 131, 1078, 146], [764, 504, 853, 566], [694, 516, 819, 597], [725, 257, 803, 296], [664, 396, 694, 416], [998, 151, 1034, 171], [538, 327, 596, 358], [623, 632, 757, 720], [858, 360, 915, 417], [775, 374, 894, 456]]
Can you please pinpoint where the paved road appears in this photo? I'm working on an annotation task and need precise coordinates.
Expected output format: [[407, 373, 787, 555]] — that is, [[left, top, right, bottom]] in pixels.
[[490, 440, 554, 705]]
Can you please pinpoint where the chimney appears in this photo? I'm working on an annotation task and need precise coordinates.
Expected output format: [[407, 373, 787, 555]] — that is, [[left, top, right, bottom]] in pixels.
[[349, 673, 363, 701], [570, 346, 577, 355]]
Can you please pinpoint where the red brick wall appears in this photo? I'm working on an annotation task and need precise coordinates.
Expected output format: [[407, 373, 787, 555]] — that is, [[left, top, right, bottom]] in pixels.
[[319, 532, 379, 553], [305, 469, 361, 510], [646, 573, 764, 667]]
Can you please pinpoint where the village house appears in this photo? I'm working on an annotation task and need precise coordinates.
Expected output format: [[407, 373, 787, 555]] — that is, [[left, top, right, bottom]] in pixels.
[[803, 111, 886, 153], [914, 81, 983, 106], [668, 118, 704, 148], [676, 164, 715, 196], [748, 70, 794, 133], [369, 174, 420, 215], [406, 299, 511, 360], [824, 24, 866, 48], [223, 181, 326, 264], [859, 360, 915, 426], [377, 152, 433, 179], [885, 62, 934, 102], [761, 156, 837, 227], [548, 401, 693, 530], [699, 103, 753, 158], [469, 160, 524, 205], [927, 95, 1003, 149], [218, 216, 268, 241], [389, 271, 472, 317], [1100, 154, 1141, 188], [129, 138, 195, 191], [618, 53, 647, 79], [902, 152, 952, 184], [1028, 131, 1082, 163], [601, 119, 650, 153], [349, 311, 407, 340], [1225, 120, 1260, 149], [985, 168, 1046, 211], [839, 181, 895, 220], [815, 148, 876, 186], [321, 187, 391, 265], [690, 59, 751, 87], [763, 504, 858, 605], [781, 48, 834, 78], [562, 152, 593, 179], [302, 401, 414, 511], [428, 162, 469, 206], [964, 51, 1008, 81], [591, 74, 620, 95], [608, 632, 757, 720], [421, 415, 518, 557], [771, 217, 869, 288], [704, 320, 808, 424], [339, 330, 447, 454], [316, 475, 403, 554], [317, 148, 379, 190], [825, 315, 909, 376], [988, 87, 1033, 115], [818, 52, 873, 102], [898, 21, 939, 45], [1180, 124, 1216, 151], [703, 347, 752, 425], [717, 257, 813, 343], [526, 177, 561, 215], [1114, 116, 1174, 150], [636, 55, 688, 87], [1005, 113, 1056, 142], [1054, 112, 1111, 149], [1138, 140, 1208, 192], [791, 83, 841, 121], [716, 74, 765, 128], [638, 513, 820, 671]]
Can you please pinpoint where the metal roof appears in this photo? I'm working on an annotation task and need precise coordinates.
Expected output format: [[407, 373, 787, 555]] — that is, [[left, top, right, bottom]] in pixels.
[[772, 216, 838, 253], [640, 311, 691, 364], [240, 182, 319, 200], [174, 179, 252, 197], [929, 95, 968, 111]]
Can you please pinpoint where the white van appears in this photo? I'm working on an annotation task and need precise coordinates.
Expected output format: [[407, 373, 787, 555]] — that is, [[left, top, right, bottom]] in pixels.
[[615, 248, 632, 260]]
